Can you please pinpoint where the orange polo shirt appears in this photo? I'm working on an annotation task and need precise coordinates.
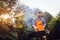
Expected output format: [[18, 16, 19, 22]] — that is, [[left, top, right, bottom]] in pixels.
[[35, 19, 44, 31]]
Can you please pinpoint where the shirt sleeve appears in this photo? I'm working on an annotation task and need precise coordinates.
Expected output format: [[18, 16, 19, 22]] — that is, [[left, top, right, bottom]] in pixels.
[[32, 18, 37, 29], [41, 17, 46, 28]]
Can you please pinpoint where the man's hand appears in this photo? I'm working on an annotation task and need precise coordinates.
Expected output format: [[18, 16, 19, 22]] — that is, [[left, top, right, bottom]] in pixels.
[[34, 27, 38, 31], [33, 24, 38, 31], [35, 29, 38, 31]]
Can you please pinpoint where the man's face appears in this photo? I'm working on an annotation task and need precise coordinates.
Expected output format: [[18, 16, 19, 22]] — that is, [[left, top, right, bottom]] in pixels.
[[36, 12, 42, 17]]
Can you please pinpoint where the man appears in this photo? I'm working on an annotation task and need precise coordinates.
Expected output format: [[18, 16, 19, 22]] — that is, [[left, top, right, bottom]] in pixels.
[[28, 9, 46, 40]]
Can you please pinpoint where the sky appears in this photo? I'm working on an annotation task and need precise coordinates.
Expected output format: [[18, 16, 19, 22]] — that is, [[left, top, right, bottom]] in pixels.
[[20, 0, 60, 17]]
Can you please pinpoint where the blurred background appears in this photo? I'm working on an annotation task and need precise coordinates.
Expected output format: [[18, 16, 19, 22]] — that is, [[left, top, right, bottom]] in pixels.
[[0, 0, 60, 40]]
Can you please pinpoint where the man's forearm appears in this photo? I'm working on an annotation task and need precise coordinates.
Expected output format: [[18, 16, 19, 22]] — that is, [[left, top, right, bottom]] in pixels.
[[33, 24, 37, 29], [43, 24, 46, 28]]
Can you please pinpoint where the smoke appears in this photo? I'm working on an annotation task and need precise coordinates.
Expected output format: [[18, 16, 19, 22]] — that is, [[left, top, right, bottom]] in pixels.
[[13, 0, 40, 31]]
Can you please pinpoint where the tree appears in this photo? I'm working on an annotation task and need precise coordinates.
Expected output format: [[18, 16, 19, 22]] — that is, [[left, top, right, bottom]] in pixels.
[[0, 1, 18, 40], [43, 12, 53, 23], [48, 12, 60, 40], [48, 18, 56, 30], [0, 0, 16, 8]]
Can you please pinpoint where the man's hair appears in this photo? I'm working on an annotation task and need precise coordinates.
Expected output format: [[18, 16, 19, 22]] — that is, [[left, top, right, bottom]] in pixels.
[[34, 8, 42, 14]]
